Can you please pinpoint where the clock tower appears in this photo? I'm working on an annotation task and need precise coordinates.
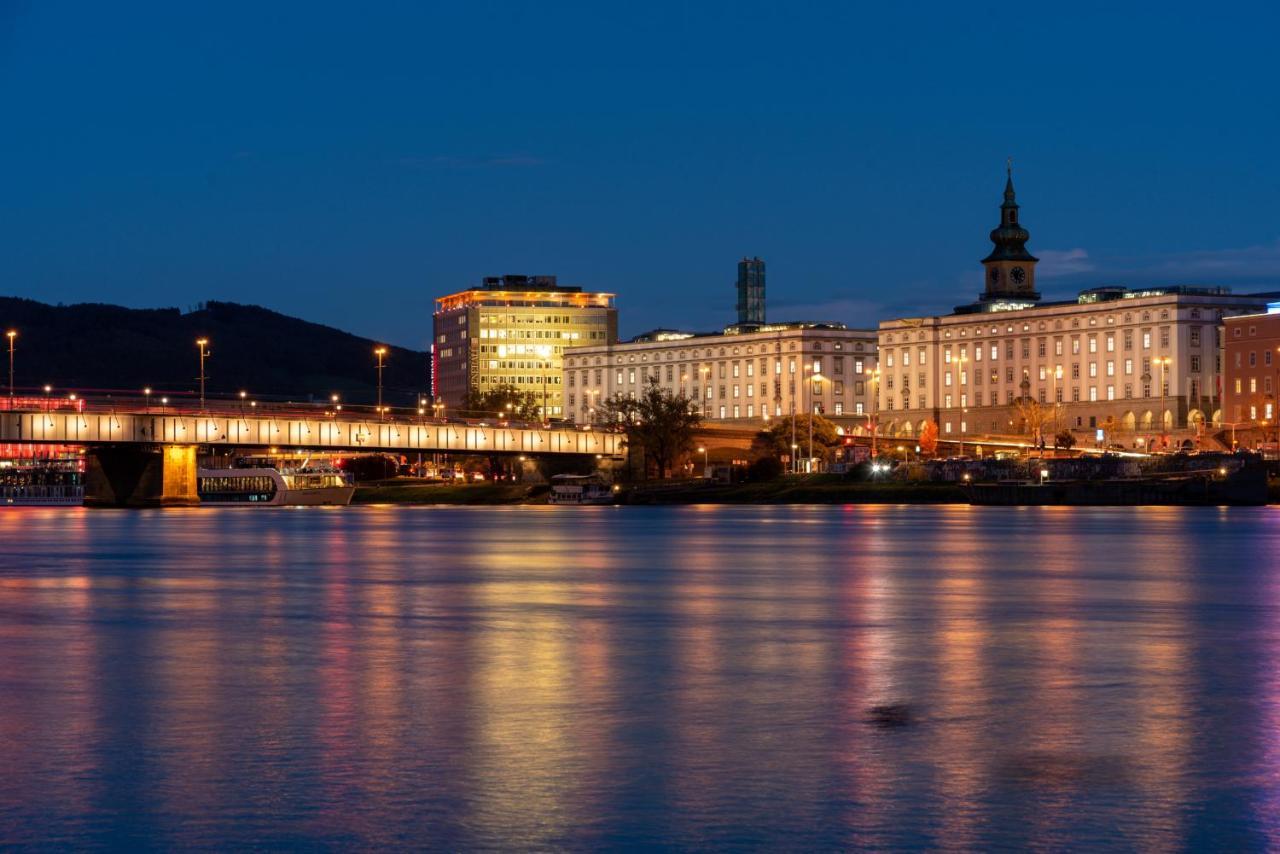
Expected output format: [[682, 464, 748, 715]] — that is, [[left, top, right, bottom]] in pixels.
[[980, 163, 1039, 303]]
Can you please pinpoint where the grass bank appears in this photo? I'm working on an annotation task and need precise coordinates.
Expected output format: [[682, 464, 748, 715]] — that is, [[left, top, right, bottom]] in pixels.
[[624, 475, 967, 505], [353, 481, 545, 505]]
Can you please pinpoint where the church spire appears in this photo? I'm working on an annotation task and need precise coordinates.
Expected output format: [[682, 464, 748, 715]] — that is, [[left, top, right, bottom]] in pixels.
[[983, 160, 1036, 264], [980, 161, 1039, 302]]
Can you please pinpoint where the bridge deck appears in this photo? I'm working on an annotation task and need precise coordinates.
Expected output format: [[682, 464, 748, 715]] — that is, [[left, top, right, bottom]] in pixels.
[[0, 409, 622, 456]]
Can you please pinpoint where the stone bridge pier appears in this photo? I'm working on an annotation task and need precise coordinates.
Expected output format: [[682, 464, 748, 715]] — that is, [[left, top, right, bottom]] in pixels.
[[84, 445, 200, 507]]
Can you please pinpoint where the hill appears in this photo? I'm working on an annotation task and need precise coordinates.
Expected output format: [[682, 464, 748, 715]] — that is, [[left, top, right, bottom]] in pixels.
[[0, 297, 430, 407]]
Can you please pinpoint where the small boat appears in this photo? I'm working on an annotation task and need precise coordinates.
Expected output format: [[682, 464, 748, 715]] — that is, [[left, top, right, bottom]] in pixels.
[[198, 454, 355, 506], [547, 474, 616, 505], [0, 459, 85, 506]]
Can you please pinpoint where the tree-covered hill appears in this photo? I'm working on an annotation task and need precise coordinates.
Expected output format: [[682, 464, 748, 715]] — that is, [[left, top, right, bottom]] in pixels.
[[0, 297, 430, 407]]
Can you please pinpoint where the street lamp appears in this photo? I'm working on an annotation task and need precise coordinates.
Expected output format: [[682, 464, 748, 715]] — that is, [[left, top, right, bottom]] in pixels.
[[807, 368, 825, 472], [43, 384, 52, 411], [6, 329, 16, 398], [698, 445, 707, 477], [868, 367, 881, 458], [955, 353, 968, 457], [195, 338, 210, 410], [1155, 356, 1172, 446], [374, 346, 388, 417]]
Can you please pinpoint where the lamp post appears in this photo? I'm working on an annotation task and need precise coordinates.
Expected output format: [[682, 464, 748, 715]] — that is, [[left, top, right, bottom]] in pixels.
[[6, 329, 16, 399], [1155, 356, 1172, 447], [698, 445, 707, 477], [143, 387, 151, 412], [374, 346, 388, 418], [195, 338, 210, 410], [956, 353, 968, 457], [869, 368, 881, 458], [808, 370, 825, 473], [43, 384, 52, 411]]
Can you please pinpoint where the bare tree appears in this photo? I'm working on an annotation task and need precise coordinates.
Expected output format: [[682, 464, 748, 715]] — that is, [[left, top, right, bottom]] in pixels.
[[1011, 397, 1052, 445]]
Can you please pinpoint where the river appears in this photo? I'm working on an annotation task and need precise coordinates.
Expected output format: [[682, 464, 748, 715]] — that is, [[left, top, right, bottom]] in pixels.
[[0, 505, 1277, 850]]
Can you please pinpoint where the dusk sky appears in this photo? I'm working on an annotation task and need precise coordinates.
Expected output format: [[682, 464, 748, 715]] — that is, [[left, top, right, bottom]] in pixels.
[[2, 2, 1278, 348]]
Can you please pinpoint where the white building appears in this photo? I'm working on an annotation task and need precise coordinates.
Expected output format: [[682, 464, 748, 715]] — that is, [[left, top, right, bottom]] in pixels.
[[877, 170, 1275, 442], [566, 323, 878, 426]]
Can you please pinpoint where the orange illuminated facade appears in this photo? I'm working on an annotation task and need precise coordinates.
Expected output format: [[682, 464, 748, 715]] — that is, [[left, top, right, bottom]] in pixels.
[[432, 275, 618, 415], [1222, 309, 1280, 437]]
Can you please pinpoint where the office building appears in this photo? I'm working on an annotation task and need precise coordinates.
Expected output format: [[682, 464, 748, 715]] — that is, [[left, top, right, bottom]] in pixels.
[[733, 257, 766, 330], [432, 275, 617, 415]]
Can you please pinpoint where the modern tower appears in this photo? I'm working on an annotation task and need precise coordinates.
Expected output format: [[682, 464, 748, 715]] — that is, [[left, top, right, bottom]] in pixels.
[[736, 257, 766, 326], [980, 163, 1039, 304]]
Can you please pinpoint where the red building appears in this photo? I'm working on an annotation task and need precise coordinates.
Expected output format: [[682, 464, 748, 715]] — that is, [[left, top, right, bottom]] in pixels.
[[1222, 308, 1280, 446]]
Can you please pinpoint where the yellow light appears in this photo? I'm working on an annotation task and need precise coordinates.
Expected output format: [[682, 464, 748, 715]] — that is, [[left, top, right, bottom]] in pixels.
[[196, 338, 208, 346]]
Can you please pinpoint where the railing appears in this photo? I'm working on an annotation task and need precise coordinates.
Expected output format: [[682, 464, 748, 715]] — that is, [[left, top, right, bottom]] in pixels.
[[1, 485, 85, 503]]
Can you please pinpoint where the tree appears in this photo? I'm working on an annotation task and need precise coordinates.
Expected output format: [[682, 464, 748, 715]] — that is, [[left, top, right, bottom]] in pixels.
[[1054, 429, 1076, 450], [463, 384, 541, 420], [599, 379, 701, 479], [1011, 397, 1052, 444], [759, 413, 842, 460], [919, 419, 939, 456]]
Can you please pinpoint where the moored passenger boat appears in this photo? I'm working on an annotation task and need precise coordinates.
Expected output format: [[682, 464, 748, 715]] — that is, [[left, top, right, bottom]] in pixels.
[[198, 454, 355, 506], [548, 474, 616, 505], [0, 458, 85, 506]]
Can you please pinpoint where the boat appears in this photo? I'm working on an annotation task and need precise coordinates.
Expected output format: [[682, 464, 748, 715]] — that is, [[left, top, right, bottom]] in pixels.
[[547, 474, 617, 505], [0, 458, 85, 506], [198, 454, 355, 506]]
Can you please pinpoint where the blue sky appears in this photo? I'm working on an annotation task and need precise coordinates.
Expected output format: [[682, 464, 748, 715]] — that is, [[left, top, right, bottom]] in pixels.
[[2, 1, 1278, 347]]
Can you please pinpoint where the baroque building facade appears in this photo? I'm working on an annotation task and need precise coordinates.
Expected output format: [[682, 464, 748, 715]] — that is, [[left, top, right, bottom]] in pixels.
[[877, 170, 1275, 442]]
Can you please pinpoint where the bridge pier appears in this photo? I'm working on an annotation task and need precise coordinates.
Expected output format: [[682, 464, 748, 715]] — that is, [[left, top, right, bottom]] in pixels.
[[85, 445, 200, 507]]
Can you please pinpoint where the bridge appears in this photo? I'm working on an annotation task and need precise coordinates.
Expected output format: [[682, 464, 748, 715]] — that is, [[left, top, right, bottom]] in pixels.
[[0, 399, 623, 506]]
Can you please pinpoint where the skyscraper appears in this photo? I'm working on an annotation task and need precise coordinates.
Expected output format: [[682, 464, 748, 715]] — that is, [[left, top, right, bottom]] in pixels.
[[736, 257, 766, 327]]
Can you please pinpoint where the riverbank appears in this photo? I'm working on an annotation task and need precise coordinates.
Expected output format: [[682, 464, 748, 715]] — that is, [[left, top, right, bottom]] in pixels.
[[353, 476, 966, 505], [353, 481, 545, 505], [353, 473, 1280, 506], [622, 476, 967, 504]]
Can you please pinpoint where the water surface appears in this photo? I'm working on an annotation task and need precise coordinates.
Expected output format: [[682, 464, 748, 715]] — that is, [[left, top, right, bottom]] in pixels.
[[0, 505, 1278, 850]]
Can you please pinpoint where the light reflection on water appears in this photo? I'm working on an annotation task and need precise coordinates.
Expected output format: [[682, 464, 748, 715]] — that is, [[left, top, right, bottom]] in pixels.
[[0, 505, 1278, 849]]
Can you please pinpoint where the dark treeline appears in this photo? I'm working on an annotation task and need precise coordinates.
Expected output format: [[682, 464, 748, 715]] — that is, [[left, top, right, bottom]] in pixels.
[[0, 297, 430, 407]]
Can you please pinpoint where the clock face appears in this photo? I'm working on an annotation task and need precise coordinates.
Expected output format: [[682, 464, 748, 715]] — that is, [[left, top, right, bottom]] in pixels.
[[989, 268, 1001, 284], [1010, 266, 1027, 285]]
